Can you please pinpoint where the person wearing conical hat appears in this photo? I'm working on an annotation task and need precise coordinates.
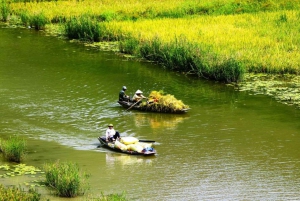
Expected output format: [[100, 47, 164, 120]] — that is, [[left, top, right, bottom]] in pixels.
[[105, 124, 120, 142], [132, 89, 146, 105]]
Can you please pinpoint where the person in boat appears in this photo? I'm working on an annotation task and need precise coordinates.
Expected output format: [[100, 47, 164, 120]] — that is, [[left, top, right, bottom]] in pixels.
[[105, 124, 120, 142], [119, 86, 130, 102], [132, 90, 146, 105]]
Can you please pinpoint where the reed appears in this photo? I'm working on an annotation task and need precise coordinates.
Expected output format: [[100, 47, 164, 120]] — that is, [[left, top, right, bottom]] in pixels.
[[0, 0, 10, 22], [0, 184, 41, 201], [64, 15, 102, 42], [30, 12, 48, 30], [43, 160, 90, 197], [94, 192, 128, 201], [0, 136, 26, 162]]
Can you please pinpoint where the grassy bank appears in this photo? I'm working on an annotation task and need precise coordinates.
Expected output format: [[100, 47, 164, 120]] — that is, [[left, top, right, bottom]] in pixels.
[[2, 0, 300, 83]]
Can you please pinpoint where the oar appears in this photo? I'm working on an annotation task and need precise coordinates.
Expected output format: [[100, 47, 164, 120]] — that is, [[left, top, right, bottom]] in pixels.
[[126, 99, 142, 111], [138, 139, 156, 143]]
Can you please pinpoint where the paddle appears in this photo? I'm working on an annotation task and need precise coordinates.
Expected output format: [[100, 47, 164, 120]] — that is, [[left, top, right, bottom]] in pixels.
[[126, 98, 142, 111], [138, 139, 156, 143]]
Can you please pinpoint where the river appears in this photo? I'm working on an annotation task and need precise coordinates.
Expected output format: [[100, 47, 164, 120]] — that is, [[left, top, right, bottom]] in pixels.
[[1, 26, 300, 200]]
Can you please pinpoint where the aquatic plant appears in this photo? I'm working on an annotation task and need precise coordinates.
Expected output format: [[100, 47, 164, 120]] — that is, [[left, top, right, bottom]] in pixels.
[[94, 191, 128, 201], [30, 12, 48, 30], [0, 0, 10, 22], [43, 160, 90, 197], [0, 136, 26, 163], [0, 184, 41, 201], [64, 15, 102, 42]]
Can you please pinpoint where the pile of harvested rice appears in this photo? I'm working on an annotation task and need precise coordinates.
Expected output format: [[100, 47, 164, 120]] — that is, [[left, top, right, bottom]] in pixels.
[[140, 90, 189, 113]]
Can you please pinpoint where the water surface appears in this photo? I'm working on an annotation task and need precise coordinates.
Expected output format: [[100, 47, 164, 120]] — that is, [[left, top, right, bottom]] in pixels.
[[1, 26, 300, 200]]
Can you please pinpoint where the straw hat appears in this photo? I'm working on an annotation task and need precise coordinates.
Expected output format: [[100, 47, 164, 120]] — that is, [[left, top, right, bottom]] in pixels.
[[135, 90, 143, 94], [108, 124, 113, 127]]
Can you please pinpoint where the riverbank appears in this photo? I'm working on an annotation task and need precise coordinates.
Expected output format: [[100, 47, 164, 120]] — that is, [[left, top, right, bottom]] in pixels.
[[1, 21, 299, 109], [2, 0, 299, 83]]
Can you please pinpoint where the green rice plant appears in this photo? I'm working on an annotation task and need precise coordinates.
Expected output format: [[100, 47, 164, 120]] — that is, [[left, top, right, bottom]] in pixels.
[[98, 10, 117, 22], [30, 12, 48, 30], [0, 184, 41, 201], [119, 37, 139, 54], [94, 191, 128, 201], [19, 10, 30, 26], [0, 0, 10, 22], [43, 160, 90, 198], [0, 136, 26, 162], [64, 15, 102, 42]]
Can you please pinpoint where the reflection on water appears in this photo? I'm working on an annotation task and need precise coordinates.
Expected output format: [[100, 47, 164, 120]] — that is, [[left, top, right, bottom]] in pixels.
[[105, 153, 154, 167], [133, 113, 189, 130]]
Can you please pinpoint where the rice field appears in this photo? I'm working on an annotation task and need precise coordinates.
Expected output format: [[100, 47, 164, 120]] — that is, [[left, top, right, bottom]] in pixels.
[[3, 0, 300, 82]]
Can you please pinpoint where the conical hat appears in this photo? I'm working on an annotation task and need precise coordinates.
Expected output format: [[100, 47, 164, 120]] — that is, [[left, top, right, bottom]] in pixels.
[[135, 90, 143, 94]]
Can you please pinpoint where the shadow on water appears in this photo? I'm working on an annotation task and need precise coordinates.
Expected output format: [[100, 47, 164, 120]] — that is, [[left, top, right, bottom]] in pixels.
[[1, 26, 300, 200]]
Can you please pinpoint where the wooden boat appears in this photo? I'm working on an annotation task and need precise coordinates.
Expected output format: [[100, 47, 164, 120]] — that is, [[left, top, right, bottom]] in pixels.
[[117, 100, 189, 114], [97, 136, 156, 156]]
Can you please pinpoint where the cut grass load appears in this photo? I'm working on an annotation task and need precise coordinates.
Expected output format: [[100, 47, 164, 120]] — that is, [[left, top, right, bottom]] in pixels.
[[139, 90, 190, 113]]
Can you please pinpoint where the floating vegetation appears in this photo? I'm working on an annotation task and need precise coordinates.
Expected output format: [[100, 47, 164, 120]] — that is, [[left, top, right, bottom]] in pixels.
[[140, 90, 190, 113], [237, 73, 300, 109], [0, 163, 44, 178]]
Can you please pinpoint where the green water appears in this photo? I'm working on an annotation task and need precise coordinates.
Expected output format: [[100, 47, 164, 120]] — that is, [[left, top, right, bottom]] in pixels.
[[1, 26, 300, 200]]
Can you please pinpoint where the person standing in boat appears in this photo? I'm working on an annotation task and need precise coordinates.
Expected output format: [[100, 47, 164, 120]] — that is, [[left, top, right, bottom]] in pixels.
[[119, 86, 130, 102], [106, 124, 120, 142], [132, 90, 146, 105]]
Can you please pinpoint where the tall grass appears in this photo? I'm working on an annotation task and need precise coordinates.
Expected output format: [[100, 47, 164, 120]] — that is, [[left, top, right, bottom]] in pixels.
[[64, 15, 102, 42], [0, 184, 41, 201], [94, 192, 128, 201], [30, 12, 48, 30], [43, 160, 90, 197], [0, 0, 10, 22], [0, 136, 26, 162]]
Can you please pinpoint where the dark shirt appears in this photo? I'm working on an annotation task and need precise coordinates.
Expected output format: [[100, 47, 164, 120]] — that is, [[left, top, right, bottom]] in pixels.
[[119, 89, 127, 101]]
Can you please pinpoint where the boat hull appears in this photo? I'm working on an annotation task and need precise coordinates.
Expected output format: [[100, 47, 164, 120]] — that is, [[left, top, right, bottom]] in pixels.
[[98, 137, 156, 156], [117, 101, 189, 114]]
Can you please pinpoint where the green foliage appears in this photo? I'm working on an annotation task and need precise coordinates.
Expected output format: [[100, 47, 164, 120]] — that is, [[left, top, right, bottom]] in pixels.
[[20, 10, 30, 26], [137, 36, 244, 83], [0, 136, 26, 162], [94, 191, 128, 201], [64, 15, 102, 42], [30, 12, 48, 30], [98, 11, 117, 22], [0, 0, 10, 22], [211, 58, 245, 83], [43, 160, 90, 198], [0, 184, 41, 201], [119, 38, 139, 54]]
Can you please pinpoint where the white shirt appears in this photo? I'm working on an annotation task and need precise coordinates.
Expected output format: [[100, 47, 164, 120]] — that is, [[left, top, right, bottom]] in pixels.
[[132, 94, 146, 102], [106, 128, 116, 139]]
